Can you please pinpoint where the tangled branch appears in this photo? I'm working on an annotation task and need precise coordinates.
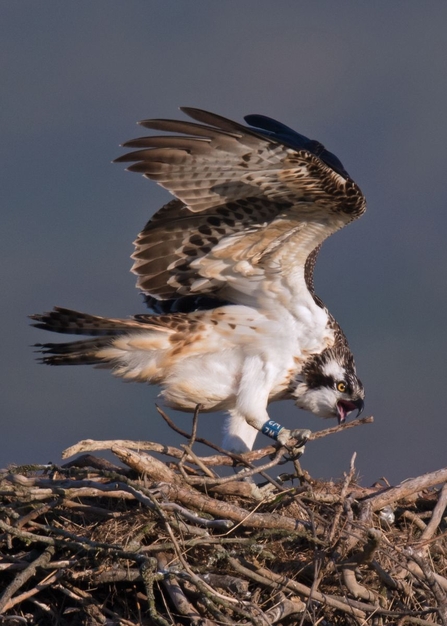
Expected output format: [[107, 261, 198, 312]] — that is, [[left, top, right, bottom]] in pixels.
[[1, 409, 446, 625]]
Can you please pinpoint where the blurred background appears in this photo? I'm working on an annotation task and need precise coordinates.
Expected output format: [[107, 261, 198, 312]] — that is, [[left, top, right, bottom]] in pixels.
[[2, 1, 446, 485]]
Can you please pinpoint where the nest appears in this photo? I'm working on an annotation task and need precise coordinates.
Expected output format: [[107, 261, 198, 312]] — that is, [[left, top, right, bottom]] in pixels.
[[1, 408, 447, 625]]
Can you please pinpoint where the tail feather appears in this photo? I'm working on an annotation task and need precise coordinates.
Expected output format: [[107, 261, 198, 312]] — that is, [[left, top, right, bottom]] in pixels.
[[30, 307, 146, 336], [30, 307, 149, 367], [31, 306, 189, 372], [35, 337, 114, 366]]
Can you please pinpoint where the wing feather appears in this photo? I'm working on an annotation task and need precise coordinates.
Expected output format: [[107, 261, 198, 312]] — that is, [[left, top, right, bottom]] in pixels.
[[117, 109, 366, 309]]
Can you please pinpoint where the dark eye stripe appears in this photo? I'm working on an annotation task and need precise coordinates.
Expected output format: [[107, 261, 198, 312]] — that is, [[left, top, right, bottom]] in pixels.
[[307, 374, 334, 389]]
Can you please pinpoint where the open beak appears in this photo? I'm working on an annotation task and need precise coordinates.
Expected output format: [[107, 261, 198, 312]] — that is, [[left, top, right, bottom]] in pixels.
[[336, 398, 364, 424]]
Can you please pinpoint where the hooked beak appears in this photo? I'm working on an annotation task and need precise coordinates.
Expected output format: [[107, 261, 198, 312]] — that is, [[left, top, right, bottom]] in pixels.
[[336, 398, 364, 425]]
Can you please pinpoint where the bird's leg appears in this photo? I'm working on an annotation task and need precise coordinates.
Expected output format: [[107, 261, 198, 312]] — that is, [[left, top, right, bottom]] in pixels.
[[222, 411, 259, 453], [223, 411, 278, 500], [233, 354, 311, 451], [239, 415, 311, 458]]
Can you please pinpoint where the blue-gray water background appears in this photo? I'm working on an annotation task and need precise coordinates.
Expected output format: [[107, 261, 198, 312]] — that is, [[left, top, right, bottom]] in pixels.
[[3, 2, 446, 484]]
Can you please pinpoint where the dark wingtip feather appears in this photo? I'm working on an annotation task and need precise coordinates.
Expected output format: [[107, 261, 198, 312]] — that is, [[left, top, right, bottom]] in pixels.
[[245, 114, 299, 136], [245, 113, 350, 179]]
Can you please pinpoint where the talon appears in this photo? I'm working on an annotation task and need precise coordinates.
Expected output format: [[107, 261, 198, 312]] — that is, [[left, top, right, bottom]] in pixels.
[[276, 427, 310, 447], [283, 445, 307, 461], [288, 428, 311, 446], [276, 428, 311, 461]]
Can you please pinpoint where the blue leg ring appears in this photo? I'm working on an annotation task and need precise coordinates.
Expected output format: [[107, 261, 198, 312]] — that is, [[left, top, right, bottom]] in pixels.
[[261, 420, 284, 440]]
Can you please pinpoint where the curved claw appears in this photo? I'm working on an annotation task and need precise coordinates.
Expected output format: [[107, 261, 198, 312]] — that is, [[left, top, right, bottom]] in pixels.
[[289, 428, 311, 446], [276, 428, 311, 459], [282, 445, 307, 462]]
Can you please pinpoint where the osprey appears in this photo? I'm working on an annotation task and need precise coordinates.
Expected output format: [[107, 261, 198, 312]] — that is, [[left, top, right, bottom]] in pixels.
[[32, 108, 366, 453]]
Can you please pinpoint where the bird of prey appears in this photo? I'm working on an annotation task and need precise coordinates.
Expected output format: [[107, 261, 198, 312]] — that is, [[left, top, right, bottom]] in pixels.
[[32, 108, 366, 453]]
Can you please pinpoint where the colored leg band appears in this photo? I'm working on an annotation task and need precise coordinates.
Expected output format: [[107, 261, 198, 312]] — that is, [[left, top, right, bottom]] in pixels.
[[261, 420, 284, 440]]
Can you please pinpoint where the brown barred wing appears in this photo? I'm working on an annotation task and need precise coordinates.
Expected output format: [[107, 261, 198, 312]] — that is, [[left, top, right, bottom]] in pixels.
[[131, 197, 289, 301], [117, 108, 366, 308]]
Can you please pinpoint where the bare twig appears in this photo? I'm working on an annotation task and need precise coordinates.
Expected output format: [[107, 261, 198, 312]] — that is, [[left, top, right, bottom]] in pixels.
[[419, 483, 447, 546], [0, 546, 55, 613], [227, 556, 367, 619], [62, 413, 373, 464], [404, 548, 447, 624], [327, 452, 357, 545], [362, 467, 447, 511], [309, 416, 374, 439], [0, 570, 62, 613], [157, 552, 217, 626]]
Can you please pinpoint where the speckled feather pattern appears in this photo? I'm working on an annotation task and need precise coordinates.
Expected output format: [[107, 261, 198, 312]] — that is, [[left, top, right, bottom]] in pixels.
[[122, 108, 365, 309]]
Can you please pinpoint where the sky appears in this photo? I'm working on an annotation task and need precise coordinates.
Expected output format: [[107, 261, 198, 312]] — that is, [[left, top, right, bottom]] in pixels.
[[2, 1, 447, 486]]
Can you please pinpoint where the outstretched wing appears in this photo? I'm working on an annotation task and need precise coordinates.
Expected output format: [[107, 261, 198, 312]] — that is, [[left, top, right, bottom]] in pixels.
[[116, 108, 366, 308]]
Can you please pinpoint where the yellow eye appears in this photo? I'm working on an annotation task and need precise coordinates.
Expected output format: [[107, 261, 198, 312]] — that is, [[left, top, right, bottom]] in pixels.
[[337, 381, 347, 393]]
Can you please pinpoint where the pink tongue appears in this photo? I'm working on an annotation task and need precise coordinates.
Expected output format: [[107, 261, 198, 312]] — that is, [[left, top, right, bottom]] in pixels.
[[337, 402, 348, 423]]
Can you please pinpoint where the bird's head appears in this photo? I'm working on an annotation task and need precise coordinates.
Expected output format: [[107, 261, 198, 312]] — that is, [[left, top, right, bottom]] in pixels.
[[292, 347, 364, 424]]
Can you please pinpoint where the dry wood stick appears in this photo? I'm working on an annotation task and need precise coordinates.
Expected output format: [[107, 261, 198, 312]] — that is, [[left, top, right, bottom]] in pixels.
[[327, 452, 357, 545], [156, 552, 217, 626], [0, 545, 55, 613], [62, 436, 275, 466], [265, 597, 306, 623], [0, 559, 74, 573], [227, 556, 366, 619], [16, 500, 60, 528], [369, 559, 412, 596], [362, 467, 447, 512], [63, 438, 185, 460], [419, 483, 447, 545], [146, 494, 267, 626], [401, 510, 427, 532], [181, 444, 218, 478], [0, 519, 57, 548], [0, 518, 158, 565], [73, 567, 141, 584], [0, 570, 62, 613], [253, 563, 429, 620], [148, 494, 241, 609], [201, 573, 249, 596], [155, 480, 311, 532], [111, 445, 309, 530], [396, 618, 447, 626], [61, 414, 373, 467], [112, 444, 181, 483], [309, 415, 374, 439], [184, 446, 285, 487], [342, 567, 377, 602], [139, 557, 170, 626], [404, 548, 447, 624], [56, 582, 108, 624], [176, 570, 268, 626], [178, 405, 206, 479], [156, 406, 283, 492], [63, 453, 129, 474]]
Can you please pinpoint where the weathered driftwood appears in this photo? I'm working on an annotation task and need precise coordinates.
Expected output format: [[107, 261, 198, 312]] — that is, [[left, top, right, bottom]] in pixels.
[[1, 409, 447, 625]]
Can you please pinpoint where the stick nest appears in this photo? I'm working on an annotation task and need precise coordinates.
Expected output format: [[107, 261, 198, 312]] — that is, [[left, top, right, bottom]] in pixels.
[[1, 409, 447, 625]]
